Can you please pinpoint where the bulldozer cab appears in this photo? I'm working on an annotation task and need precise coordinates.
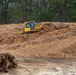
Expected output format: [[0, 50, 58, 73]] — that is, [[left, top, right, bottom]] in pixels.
[[25, 21, 36, 30]]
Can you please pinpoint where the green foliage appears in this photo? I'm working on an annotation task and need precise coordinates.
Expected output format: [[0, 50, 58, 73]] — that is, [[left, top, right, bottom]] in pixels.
[[0, 0, 76, 24]]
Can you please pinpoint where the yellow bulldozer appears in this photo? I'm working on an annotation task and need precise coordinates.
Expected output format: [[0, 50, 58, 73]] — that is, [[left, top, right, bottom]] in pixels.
[[20, 21, 43, 34]]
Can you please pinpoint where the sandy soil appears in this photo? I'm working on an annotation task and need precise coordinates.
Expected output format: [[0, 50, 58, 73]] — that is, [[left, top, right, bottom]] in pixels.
[[0, 22, 76, 58], [0, 58, 76, 75], [0, 22, 76, 75]]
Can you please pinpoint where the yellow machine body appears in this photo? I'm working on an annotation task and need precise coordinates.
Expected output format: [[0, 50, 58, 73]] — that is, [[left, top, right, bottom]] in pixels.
[[20, 21, 42, 34]]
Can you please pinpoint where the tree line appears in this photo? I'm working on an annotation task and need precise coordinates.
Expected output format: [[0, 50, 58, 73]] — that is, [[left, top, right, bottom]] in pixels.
[[0, 0, 76, 24]]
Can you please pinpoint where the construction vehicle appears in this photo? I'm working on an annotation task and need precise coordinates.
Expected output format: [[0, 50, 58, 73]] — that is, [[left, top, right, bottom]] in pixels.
[[20, 21, 43, 34]]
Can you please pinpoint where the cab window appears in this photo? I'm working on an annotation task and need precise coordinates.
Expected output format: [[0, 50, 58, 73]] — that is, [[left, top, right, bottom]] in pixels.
[[26, 23, 30, 28]]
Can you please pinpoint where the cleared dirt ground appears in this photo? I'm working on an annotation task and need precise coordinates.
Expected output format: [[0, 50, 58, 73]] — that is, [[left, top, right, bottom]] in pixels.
[[0, 22, 76, 75]]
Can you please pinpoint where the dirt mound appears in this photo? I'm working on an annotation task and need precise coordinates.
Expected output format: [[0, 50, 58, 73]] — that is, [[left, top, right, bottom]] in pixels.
[[0, 22, 76, 58], [62, 42, 76, 56], [0, 22, 71, 44], [42, 22, 69, 32]]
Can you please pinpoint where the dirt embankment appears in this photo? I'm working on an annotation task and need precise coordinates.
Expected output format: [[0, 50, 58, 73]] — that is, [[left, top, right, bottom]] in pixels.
[[0, 22, 76, 58]]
